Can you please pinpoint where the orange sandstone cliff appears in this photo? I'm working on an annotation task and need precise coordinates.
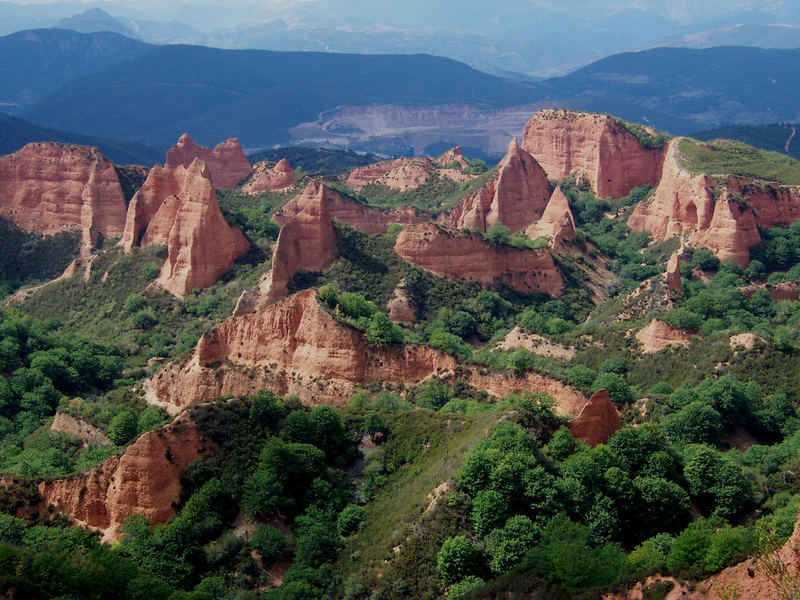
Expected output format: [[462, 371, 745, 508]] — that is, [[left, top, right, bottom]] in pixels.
[[166, 134, 252, 190], [394, 223, 563, 296], [436, 146, 470, 169], [440, 138, 551, 233], [234, 184, 337, 316], [0, 143, 127, 250], [522, 109, 665, 199], [119, 160, 249, 297], [343, 149, 473, 192], [627, 139, 774, 267], [242, 159, 296, 194], [525, 186, 577, 247], [568, 389, 621, 446], [34, 413, 212, 542], [146, 289, 458, 412], [273, 181, 428, 234]]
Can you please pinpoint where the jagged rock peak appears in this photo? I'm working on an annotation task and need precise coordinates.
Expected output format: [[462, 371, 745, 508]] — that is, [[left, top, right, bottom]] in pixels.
[[166, 133, 252, 189], [119, 159, 249, 297]]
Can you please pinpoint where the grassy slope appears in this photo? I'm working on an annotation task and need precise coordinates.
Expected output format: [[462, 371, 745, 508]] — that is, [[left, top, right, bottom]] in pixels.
[[679, 137, 800, 185]]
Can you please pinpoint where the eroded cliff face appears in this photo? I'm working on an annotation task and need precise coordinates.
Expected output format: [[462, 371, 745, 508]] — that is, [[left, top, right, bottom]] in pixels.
[[522, 109, 665, 199], [273, 181, 428, 235], [35, 413, 211, 542], [0, 143, 127, 250], [241, 159, 296, 194], [234, 185, 337, 316], [525, 186, 577, 247], [166, 134, 252, 190], [146, 290, 458, 412], [119, 160, 249, 297], [441, 138, 550, 233], [436, 146, 470, 169], [627, 139, 771, 267], [394, 223, 563, 296], [568, 390, 621, 446]]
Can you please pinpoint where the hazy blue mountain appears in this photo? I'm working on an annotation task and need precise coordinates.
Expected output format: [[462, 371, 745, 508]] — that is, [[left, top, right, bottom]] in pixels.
[[541, 46, 800, 133], [0, 29, 150, 112], [21, 42, 539, 146], [54, 7, 139, 38], [0, 112, 165, 165]]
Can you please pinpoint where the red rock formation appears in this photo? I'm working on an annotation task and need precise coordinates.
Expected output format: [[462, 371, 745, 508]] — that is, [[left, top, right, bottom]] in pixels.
[[234, 185, 337, 315], [568, 390, 621, 446], [635, 319, 692, 353], [441, 138, 550, 233], [273, 181, 428, 234], [165, 133, 252, 189], [0, 143, 127, 249], [665, 250, 683, 294], [436, 146, 470, 169], [387, 279, 416, 323], [145, 290, 458, 411], [394, 223, 563, 295], [525, 186, 577, 247], [35, 413, 212, 542], [627, 138, 800, 267], [120, 160, 249, 297], [521, 109, 665, 198], [242, 159, 296, 194]]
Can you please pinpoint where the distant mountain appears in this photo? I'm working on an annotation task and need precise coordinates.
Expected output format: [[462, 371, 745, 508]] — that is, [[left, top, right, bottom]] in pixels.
[[692, 123, 800, 160], [541, 46, 800, 134], [21, 41, 539, 147], [0, 112, 165, 165], [54, 8, 139, 38], [0, 29, 150, 112], [247, 146, 381, 175], [660, 23, 800, 49]]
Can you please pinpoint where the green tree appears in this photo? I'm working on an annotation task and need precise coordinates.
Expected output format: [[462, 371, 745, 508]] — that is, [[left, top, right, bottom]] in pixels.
[[437, 536, 479, 584], [487, 515, 538, 574], [592, 373, 632, 404], [250, 525, 289, 563], [483, 224, 511, 247], [364, 312, 402, 347], [337, 505, 366, 537], [472, 489, 508, 536]]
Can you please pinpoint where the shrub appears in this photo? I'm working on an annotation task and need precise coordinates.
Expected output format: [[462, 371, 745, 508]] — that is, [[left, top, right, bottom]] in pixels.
[[132, 311, 157, 330], [109, 409, 138, 445], [483, 224, 511, 247], [364, 312, 402, 348], [140, 262, 161, 281], [250, 525, 289, 563], [337, 505, 366, 537], [125, 294, 146, 314], [591, 373, 632, 404]]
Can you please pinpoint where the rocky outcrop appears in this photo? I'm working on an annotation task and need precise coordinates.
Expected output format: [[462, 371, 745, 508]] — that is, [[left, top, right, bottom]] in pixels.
[[394, 223, 563, 296], [35, 413, 211, 542], [344, 158, 432, 191], [740, 281, 800, 302], [119, 160, 249, 297], [241, 159, 296, 194], [522, 109, 665, 199], [233, 185, 337, 316], [568, 390, 621, 446], [146, 290, 458, 412], [0, 143, 127, 250], [165, 134, 251, 190], [665, 250, 684, 294], [50, 413, 112, 448], [525, 186, 577, 247], [627, 138, 800, 267], [436, 147, 470, 169], [635, 319, 692, 353], [273, 181, 428, 235], [387, 279, 416, 324], [465, 372, 587, 417], [441, 138, 550, 233], [496, 327, 576, 360]]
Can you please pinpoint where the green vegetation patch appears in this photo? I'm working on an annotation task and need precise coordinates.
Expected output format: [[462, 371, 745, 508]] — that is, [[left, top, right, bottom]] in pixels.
[[679, 137, 800, 185]]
